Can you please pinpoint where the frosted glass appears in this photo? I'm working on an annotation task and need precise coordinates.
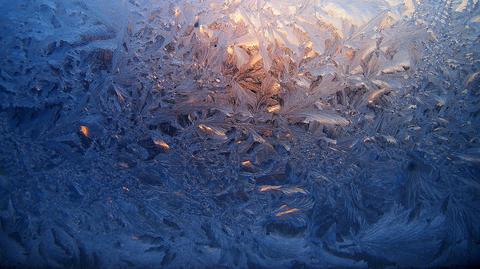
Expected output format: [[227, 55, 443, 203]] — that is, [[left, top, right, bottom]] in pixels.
[[0, 0, 479, 267]]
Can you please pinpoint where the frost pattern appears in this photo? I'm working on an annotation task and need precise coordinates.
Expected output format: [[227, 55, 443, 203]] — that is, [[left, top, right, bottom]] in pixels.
[[1, 0, 480, 268]]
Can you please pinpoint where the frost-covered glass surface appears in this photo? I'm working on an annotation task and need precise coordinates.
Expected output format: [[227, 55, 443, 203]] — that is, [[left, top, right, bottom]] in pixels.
[[1, 0, 479, 268]]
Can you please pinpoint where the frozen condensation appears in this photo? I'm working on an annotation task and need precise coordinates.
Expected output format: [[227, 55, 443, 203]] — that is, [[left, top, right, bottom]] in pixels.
[[0, 0, 479, 268]]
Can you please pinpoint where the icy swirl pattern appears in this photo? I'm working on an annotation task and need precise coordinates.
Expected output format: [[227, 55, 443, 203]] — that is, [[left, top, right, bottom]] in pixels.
[[1, 0, 479, 268]]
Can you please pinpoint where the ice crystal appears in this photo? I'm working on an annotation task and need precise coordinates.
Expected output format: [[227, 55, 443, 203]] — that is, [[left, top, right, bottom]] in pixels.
[[1, 0, 479, 268]]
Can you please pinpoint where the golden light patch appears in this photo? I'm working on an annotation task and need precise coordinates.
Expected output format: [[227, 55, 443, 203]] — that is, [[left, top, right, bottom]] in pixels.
[[241, 160, 253, 167], [174, 7, 181, 17], [154, 139, 170, 151], [231, 12, 243, 23], [259, 185, 282, 192], [198, 124, 227, 138], [267, 104, 281, 113], [79, 125, 89, 137], [275, 206, 300, 217], [344, 48, 355, 60], [367, 88, 389, 104]]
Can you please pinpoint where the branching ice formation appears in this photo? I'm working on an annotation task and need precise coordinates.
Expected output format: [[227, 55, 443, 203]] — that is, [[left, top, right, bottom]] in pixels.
[[0, 0, 479, 268]]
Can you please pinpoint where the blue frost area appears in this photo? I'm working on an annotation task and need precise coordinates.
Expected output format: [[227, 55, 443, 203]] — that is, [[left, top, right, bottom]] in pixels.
[[0, 0, 480, 268]]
